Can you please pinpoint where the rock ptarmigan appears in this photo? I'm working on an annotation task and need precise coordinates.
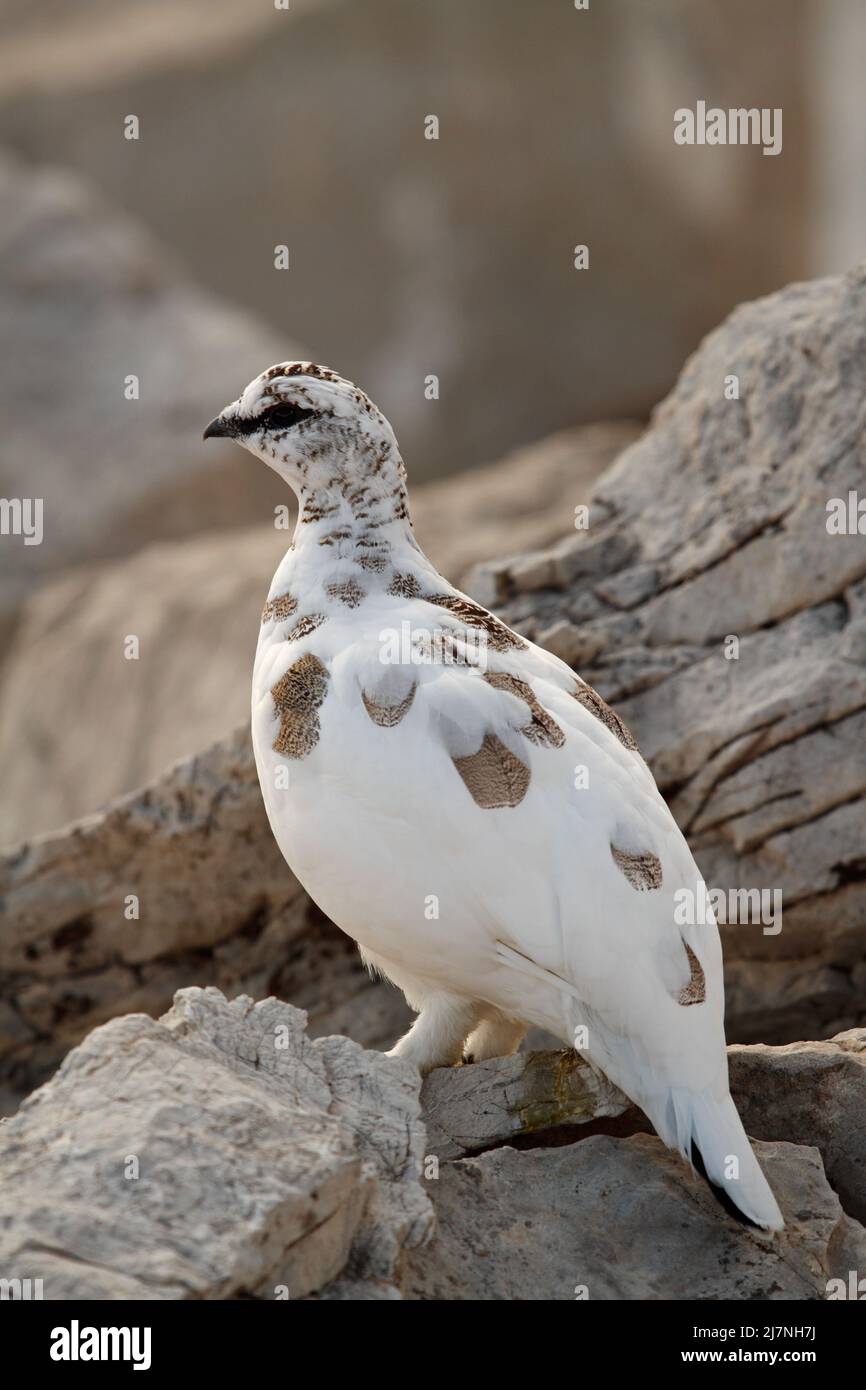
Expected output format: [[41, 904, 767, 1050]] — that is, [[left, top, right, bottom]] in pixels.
[[204, 361, 784, 1231]]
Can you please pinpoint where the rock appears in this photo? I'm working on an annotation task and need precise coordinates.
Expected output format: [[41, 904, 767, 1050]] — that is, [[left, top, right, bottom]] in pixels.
[[0, 1, 809, 479], [0, 725, 411, 1107], [419, 1045, 861, 1217], [0, 152, 295, 634], [414, 424, 641, 588], [5, 1011, 865, 1302], [594, 563, 659, 611], [488, 268, 866, 1044], [420, 1034, 866, 1230], [729, 1029, 866, 1223], [421, 1050, 632, 1162], [503, 552, 560, 596], [408, 1040, 866, 1299], [404, 1135, 866, 1300], [534, 619, 605, 667], [0, 423, 636, 844], [0, 987, 430, 1299]]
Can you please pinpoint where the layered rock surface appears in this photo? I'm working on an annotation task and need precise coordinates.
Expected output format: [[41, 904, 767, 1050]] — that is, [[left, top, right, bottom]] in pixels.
[[0, 995, 862, 1301], [729, 1029, 866, 1224], [0, 987, 431, 1299], [405, 1137, 863, 1301], [409, 1038, 866, 1300]]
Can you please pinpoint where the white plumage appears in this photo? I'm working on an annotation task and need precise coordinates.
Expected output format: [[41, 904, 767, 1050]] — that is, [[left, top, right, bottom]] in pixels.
[[204, 361, 783, 1231]]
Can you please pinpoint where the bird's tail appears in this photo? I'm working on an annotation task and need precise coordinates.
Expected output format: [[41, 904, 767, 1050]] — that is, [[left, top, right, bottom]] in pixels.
[[650, 1087, 784, 1231]]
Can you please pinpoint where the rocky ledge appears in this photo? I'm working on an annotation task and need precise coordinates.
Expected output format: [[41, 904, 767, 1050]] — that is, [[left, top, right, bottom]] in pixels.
[[0, 987, 862, 1301]]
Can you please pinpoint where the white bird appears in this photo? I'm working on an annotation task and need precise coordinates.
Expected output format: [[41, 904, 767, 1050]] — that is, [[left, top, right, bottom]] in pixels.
[[204, 362, 784, 1231]]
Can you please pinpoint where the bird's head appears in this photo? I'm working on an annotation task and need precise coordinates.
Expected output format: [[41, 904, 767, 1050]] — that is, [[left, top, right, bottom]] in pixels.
[[203, 361, 401, 495]]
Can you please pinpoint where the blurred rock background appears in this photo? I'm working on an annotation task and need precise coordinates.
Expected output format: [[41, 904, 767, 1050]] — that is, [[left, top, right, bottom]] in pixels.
[[0, 0, 814, 484]]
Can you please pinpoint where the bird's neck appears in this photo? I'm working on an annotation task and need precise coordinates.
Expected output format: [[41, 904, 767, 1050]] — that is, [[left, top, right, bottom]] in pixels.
[[289, 438, 420, 568]]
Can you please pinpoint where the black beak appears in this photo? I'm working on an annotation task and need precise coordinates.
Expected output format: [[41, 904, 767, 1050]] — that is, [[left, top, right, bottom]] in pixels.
[[203, 416, 232, 440]]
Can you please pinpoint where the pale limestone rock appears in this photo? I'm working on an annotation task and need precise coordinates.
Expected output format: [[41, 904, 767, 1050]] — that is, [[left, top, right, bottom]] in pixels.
[[404, 1135, 866, 1301], [2, 1020, 865, 1301], [421, 1050, 630, 1162], [418, 1038, 865, 1227], [410, 1039, 866, 1298], [729, 1029, 866, 1223], [0, 987, 431, 1300], [535, 619, 604, 668]]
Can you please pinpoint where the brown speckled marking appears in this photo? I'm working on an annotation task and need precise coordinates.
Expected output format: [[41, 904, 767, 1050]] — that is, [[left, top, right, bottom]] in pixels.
[[453, 734, 530, 809], [356, 552, 389, 573], [318, 527, 352, 547], [610, 845, 663, 891], [264, 362, 343, 385], [484, 672, 565, 749], [361, 682, 417, 727], [444, 635, 478, 666], [285, 613, 327, 642], [678, 944, 706, 1006], [270, 653, 330, 758], [388, 572, 422, 599], [572, 680, 638, 752], [357, 533, 389, 549], [261, 592, 298, 624], [325, 578, 366, 608], [300, 500, 341, 523], [427, 594, 527, 653]]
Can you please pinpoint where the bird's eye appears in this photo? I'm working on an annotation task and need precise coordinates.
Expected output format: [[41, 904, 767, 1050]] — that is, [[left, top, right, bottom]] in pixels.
[[264, 402, 315, 430]]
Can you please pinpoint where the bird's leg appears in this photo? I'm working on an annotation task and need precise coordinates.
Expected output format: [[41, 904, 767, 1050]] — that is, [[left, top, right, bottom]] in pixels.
[[386, 994, 481, 1075], [462, 1011, 528, 1064]]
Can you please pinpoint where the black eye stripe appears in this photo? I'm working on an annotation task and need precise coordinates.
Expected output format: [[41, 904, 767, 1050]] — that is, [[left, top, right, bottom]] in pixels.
[[233, 403, 316, 436]]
